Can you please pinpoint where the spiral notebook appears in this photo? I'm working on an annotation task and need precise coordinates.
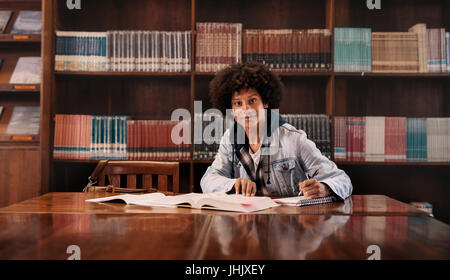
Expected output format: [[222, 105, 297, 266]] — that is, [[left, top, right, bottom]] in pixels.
[[273, 195, 337, 207]]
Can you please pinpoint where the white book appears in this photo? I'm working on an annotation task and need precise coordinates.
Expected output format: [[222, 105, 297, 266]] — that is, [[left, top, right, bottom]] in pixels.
[[365, 116, 385, 161], [86, 192, 279, 213], [408, 23, 428, 72], [9, 56, 41, 84]]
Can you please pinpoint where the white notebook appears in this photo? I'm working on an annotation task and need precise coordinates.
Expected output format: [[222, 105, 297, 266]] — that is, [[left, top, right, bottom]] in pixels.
[[86, 192, 279, 213], [273, 195, 337, 207]]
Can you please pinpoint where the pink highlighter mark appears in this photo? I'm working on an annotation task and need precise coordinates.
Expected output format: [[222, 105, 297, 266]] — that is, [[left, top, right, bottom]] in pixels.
[[240, 202, 255, 206]]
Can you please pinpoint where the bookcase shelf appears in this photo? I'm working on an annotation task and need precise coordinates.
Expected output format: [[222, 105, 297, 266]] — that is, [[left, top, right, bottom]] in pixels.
[[196, 71, 334, 77], [53, 158, 213, 164], [334, 72, 450, 78], [55, 71, 192, 77], [0, 0, 41, 207], [40, 0, 450, 222]]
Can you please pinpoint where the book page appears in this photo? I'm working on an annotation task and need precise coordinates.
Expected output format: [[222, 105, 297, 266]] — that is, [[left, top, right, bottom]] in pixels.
[[198, 194, 279, 212], [85, 192, 168, 206], [150, 192, 228, 207]]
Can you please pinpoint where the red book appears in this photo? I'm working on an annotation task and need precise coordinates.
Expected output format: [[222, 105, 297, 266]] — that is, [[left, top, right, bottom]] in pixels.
[[346, 117, 353, 161]]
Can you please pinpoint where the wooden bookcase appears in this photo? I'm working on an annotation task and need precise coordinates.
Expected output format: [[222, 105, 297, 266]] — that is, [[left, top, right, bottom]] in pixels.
[[41, 0, 450, 222], [0, 0, 41, 207]]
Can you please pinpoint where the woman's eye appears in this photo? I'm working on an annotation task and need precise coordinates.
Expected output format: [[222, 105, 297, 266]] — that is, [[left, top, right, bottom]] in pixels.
[[249, 98, 256, 104], [233, 101, 241, 106]]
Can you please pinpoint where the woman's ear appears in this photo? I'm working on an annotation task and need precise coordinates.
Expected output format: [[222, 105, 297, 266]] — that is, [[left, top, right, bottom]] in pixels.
[[264, 103, 269, 109]]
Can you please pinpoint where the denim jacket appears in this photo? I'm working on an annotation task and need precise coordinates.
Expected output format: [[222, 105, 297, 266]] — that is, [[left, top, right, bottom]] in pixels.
[[200, 117, 353, 200]]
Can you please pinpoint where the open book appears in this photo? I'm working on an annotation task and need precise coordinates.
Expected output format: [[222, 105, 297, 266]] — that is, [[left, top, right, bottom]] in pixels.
[[273, 195, 337, 207], [86, 192, 279, 213]]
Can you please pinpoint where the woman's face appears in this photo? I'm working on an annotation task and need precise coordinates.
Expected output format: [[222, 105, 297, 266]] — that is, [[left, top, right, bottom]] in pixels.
[[231, 88, 268, 135]]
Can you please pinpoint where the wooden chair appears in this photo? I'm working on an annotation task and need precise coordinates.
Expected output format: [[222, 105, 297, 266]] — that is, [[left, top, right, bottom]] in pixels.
[[87, 160, 180, 193]]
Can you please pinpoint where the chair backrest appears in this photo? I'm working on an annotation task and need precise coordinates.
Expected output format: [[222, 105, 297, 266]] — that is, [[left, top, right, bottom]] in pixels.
[[95, 161, 180, 193]]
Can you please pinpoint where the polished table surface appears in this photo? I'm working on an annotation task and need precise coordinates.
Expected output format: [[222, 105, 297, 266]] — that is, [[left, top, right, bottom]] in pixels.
[[0, 192, 431, 216], [0, 193, 448, 260]]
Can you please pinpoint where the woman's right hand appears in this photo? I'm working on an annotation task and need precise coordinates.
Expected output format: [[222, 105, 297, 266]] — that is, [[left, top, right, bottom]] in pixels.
[[234, 178, 257, 196]]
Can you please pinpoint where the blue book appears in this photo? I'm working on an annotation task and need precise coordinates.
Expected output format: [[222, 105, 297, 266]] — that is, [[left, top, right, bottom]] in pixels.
[[418, 118, 427, 161], [446, 32, 450, 72]]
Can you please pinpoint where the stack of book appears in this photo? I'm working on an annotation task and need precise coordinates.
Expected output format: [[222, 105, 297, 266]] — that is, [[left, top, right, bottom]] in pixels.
[[281, 114, 331, 158], [55, 30, 191, 72], [334, 28, 372, 72], [243, 29, 331, 72], [53, 115, 190, 161], [334, 116, 450, 162], [195, 22, 242, 72], [127, 119, 190, 161]]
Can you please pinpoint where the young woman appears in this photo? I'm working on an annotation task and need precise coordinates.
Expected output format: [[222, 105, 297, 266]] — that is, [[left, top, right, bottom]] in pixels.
[[200, 62, 352, 200]]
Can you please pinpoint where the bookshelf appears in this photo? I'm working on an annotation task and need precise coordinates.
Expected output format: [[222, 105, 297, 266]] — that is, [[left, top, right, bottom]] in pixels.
[[41, 0, 450, 222], [0, 0, 41, 207]]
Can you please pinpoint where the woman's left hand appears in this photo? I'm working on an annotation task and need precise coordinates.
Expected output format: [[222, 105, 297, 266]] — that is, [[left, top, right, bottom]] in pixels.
[[298, 179, 331, 199]]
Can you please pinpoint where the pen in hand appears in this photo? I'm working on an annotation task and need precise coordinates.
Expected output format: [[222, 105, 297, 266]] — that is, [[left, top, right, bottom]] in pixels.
[[299, 169, 319, 196], [306, 169, 319, 180]]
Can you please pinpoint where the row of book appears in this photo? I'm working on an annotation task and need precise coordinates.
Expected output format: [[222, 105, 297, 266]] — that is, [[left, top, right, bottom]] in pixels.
[[334, 25, 450, 72], [53, 115, 127, 160], [334, 28, 371, 72], [281, 114, 331, 158], [193, 113, 332, 160], [0, 10, 41, 34], [127, 120, 190, 160], [53, 115, 190, 160], [55, 30, 191, 72], [53, 24, 450, 74], [334, 117, 450, 162], [244, 29, 332, 72], [195, 22, 242, 73], [51, 114, 450, 162]]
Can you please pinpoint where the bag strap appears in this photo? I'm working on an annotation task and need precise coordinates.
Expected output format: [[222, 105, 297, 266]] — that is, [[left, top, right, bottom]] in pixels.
[[83, 160, 109, 192]]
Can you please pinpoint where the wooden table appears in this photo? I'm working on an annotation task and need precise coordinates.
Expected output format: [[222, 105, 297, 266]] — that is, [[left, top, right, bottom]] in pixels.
[[0, 192, 431, 216], [0, 193, 448, 260]]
